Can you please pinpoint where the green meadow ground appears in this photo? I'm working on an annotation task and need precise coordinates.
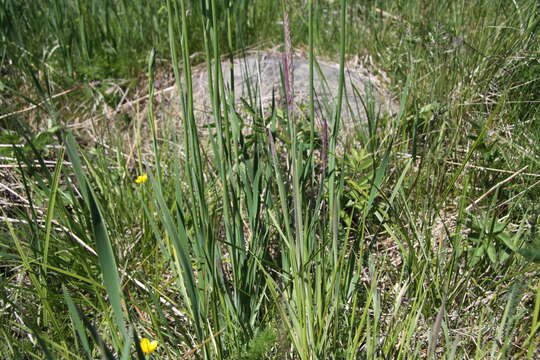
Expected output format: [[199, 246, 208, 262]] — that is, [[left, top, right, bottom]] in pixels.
[[1, 0, 540, 359]]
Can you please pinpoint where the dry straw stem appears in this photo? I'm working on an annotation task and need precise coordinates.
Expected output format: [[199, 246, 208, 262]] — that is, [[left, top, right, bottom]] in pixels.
[[0, 82, 98, 121], [494, 178, 540, 210], [428, 301, 446, 359], [178, 329, 225, 360], [466, 165, 529, 211], [445, 160, 540, 178]]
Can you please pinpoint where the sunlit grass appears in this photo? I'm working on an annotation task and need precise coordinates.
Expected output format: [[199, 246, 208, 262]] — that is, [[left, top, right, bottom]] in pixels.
[[1, 0, 539, 359]]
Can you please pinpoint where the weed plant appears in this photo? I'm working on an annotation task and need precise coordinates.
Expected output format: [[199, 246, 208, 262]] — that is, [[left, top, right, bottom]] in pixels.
[[1, 0, 540, 359]]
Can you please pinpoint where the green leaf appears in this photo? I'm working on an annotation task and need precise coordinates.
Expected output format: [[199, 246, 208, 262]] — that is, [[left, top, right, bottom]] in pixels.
[[364, 144, 390, 218], [63, 286, 93, 359], [149, 170, 202, 339], [119, 327, 134, 360], [518, 244, 540, 263], [76, 304, 117, 360], [43, 147, 65, 269], [487, 244, 497, 264], [64, 132, 127, 339]]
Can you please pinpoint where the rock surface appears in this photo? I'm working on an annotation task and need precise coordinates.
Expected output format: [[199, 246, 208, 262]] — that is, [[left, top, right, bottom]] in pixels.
[[154, 50, 397, 139]]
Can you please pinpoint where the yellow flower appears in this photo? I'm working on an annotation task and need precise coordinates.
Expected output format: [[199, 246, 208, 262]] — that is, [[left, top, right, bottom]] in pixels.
[[140, 338, 158, 354], [135, 174, 148, 184]]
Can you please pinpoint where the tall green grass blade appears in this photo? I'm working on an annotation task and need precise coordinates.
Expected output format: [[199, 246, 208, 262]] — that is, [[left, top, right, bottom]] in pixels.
[[308, 0, 315, 153], [527, 278, 540, 359], [327, 0, 347, 264], [77, 305, 117, 360], [64, 132, 127, 339], [34, 334, 56, 360], [148, 171, 202, 341], [492, 281, 523, 357], [119, 328, 134, 360], [146, 48, 162, 184], [43, 147, 65, 269], [63, 286, 93, 359], [365, 144, 390, 219], [132, 330, 146, 360]]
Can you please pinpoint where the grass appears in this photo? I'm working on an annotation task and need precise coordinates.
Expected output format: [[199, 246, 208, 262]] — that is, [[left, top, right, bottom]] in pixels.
[[1, 0, 540, 359]]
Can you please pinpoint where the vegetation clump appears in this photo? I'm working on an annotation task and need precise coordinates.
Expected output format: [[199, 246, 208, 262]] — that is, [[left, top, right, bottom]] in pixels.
[[0, 0, 539, 359]]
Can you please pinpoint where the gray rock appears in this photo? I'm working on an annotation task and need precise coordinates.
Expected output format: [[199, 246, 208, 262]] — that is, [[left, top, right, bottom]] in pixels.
[[152, 50, 397, 141]]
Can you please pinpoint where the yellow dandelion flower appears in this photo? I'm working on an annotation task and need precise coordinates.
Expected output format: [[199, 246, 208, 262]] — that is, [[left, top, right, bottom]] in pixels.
[[135, 174, 148, 184], [140, 337, 158, 354]]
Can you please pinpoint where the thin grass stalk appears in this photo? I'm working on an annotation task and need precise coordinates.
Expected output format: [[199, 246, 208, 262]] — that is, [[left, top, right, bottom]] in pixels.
[[2, 208, 60, 333], [178, 0, 207, 220], [167, 0, 207, 231], [202, 0, 238, 352], [75, 0, 90, 62], [148, 170, 204, 345], [268, 0, 352, 356], [166, 1, 217, 357], [146, 49, 162, 184], [11, 133, 50, 245], [62, 286, 93, 359], [328, 0, 347, 265], [209, 0, 266, 341], [0, 288, 56, 360], [442, 94, 505, 200], [267, 126, 294, 255], [308, 0, 315, 155], [526, 278, 540, 359], [281, 2, 294, 117], [42, 147, 64, 272], [281, 3, 306, 273]]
